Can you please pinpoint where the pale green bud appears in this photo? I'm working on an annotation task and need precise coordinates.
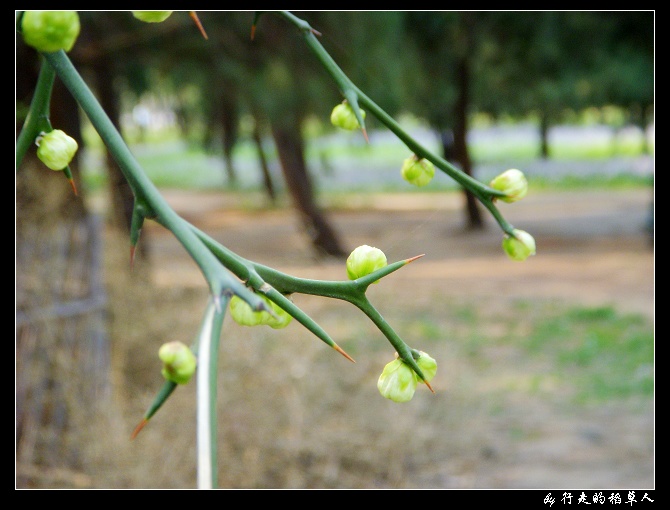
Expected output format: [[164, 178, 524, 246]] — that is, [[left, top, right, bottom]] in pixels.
[[36, 130, 78, 171], [21, 11, 80, 53], [489, 168, 528, 203], [414, 351, 437, 384], [377, 358, 418, 402], [346, 245, 387, 283], [330, 102, 366, 131], [401, 155, 435, 187], [502, 229, 536, 261], [132, 11, 173, 22], [263, 297, 293, 329], [229, 295, 264, 326], [158, 341, 197, 385], [229, 294, 292, 329]]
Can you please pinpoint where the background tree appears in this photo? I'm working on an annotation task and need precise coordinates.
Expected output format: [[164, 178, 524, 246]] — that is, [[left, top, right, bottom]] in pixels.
[[19, 11, 653, 253], [471, 11, 654, 158], [155, 11, 415, 256], [585, 11, 654, 153], [402, 11, 490, 230]]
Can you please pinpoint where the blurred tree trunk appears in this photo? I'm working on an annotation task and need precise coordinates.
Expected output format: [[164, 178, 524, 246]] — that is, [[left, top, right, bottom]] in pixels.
[[252, 115, 276, 204], [539, 111, 551, 159], [270, 118, 346, 257], [219, 89, 238, 185], [16, 47, 114, 486], [631, 102, 653, 155], [453, 55, 484, 230], [438, 129, 455, 163]]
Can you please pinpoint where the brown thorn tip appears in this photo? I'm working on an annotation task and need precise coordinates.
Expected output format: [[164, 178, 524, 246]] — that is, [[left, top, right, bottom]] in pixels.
[[362, 128, 369, 144], [250, 24, 256, 41], [333, 344, 356, 363], [189, 11, 208, 40], [424, 380, 435, 394], [130, 418, 148, 440], [405, 254, 425, 264], [68, 178, 78, 196], [311, 28, 322, 37], [129, 245, 136, 270]]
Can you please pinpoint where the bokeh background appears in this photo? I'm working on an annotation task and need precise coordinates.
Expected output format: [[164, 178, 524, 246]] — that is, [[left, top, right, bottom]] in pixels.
[[16, 11, 654, 489]]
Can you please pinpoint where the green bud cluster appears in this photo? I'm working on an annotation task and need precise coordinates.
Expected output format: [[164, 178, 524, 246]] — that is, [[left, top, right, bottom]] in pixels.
[[229, 294, 292, 329], [158, 341, 197, 385], [346, 245, 387, 284], [502, 229, 536, 261], [36, 129, 78, 171], [330, 101, 365, 131], [414, 351, 437, 383], [488, 169, 536, 260], [489, 168, 528, 203], [401, 155, 435, 187], [132, 11, 174, 23], [377, 351, 437, 402], [21, 11, 80, 53]]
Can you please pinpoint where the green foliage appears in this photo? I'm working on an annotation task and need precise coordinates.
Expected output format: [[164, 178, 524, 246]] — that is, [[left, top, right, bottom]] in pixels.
[[530, 173, 653, 192]]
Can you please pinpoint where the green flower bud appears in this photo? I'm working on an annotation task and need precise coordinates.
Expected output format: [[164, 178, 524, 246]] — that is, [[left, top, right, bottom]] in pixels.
[[229, 294, 292, 329], [401, 155, 435, 187], [330, 102, 366, 131], [158, 341, 197, 385], [346, 245, 387, 283], [21, 11, 80, 53], [489, 168, 528, 203], [263, 297, 293, 330], [377, 358, 418, 403], [502, 229, 536, 261], [414, 351, 437, 384], [132, 11, 174, 23], [229, 295, 263, 327], [36, 129, 78, 171]]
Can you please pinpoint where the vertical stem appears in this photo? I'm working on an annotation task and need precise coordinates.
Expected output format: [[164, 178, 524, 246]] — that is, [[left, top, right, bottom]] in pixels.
[[196, 298, 226, 489]]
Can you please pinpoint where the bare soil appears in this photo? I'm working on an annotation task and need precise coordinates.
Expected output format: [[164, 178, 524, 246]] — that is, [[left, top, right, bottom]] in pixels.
[[91, 187, 654, 489]]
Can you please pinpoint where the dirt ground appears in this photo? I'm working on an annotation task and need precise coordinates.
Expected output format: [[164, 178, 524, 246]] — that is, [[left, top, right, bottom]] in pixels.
[[87, 187, 654, 489]]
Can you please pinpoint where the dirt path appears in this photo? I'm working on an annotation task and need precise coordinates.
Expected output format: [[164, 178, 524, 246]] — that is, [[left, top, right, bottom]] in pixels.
[[145, 188, 654, 319]]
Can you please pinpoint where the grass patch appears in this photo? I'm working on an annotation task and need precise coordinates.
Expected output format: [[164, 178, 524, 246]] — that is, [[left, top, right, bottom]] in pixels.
[[519, 304, 654, 403], [530, 173, 653, 191], [398, 300, 653, 406], [79, 120, 653, 195]]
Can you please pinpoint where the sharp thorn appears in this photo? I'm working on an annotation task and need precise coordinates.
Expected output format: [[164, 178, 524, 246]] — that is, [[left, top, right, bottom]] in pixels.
[[362, 128, 369, 144], [424, 379, 435, 394], [130, 244, 136, 270], [68, 177, 78, 196], [250, 24, 256, 41], [189, 11, 208, 40], [404, 254, 425, 264], [311, 28, 322, 37], [333, 343, 356, 363], [130, 418, 148, 440]]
